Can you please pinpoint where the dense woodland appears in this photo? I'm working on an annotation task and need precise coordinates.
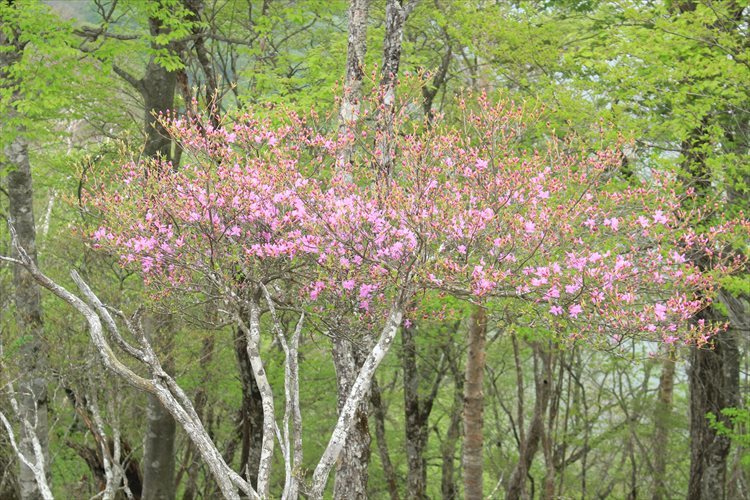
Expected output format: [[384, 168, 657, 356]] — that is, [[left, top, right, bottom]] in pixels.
[[1, 0, 749, 499]]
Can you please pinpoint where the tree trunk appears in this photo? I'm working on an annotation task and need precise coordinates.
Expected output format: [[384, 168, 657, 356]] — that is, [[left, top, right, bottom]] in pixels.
[[376, 0, 408, 176], [331, 339, 371, 500], [310, 306, 403, 499], [688, 305, 740, 500], [142, 315, 176, 500], [441, 342, 463, 500], [233, 326, 264, 490], [2, 19, 50, 500], [7, 130, 50, 500], [337, 0, 370, 166], [402, 321, 428, 499], [462, 305, 487, 499], [506, 343, 553, 500], [652, 356, 675, 500], [370, 379, 399, 500], [138, 13, 179, 500]]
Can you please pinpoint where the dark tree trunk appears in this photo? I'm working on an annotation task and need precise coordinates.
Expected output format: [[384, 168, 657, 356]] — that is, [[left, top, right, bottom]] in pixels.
[[370, 379, 399, 500], [1, 16, 50, 500], [141, 315, 176, 500], [688, 303, 741, 500], [402, 322, 429, 499], [463, 305, 487, 499], [440, 336, 463, 500], [233, 326, 264, 490], [136, 13, 179, 500], [401, 319, 449, 499]]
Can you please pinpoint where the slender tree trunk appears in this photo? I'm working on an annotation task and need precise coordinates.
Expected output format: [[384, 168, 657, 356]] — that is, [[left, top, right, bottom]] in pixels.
[[441, 343, 463, 500], [401, 319, 447, 499], [310, 306, 404, 499], [506, 343, 553, 500], [463, 305, 487, 499], [652, 356, 675, 500], [337, 0, 370, 166], [2, 18, 50, 500], [7, 131, 49, 500], [370, 379, 399, 500], [181, 332, 215, 500], [376, 0, 408, 176], [402, 321, 427, 498]]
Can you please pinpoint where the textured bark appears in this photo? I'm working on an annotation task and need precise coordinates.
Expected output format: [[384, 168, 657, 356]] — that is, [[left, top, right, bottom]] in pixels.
[[337, 0, 370, 166], [7, 132, 49, 500], [310, 306, 403, 499], [2, 19, 50, 498], [462, 305, 487, 500], [688, 296, 743, 500], [376, 0, 408, 176], [401, 319, 447, 499], [402, 322, 428, 499], [651, 357, 675, 500], [239, 298, 277, 498], [331, 338, 371, 500]]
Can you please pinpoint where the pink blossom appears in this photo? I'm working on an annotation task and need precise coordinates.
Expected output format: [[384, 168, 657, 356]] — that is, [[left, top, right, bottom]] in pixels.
[[568, 304, 583, 318]]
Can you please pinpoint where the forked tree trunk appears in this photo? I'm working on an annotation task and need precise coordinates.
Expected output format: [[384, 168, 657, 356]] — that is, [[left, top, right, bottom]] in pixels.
[[2, 16, 50, 500], [463, 305, 487, 499]]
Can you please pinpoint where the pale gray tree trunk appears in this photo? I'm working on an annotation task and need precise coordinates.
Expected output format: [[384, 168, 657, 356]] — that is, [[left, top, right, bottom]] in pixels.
[[310, 306, 404, 499], [336, 0, 370, 167], [1, 15, 50, 500], [332, 339, 371, 500], [332, 1, 372, 497]]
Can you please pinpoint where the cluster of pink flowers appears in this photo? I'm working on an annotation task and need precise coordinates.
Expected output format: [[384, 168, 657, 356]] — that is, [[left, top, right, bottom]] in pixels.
[[86, 95, 747, 346]]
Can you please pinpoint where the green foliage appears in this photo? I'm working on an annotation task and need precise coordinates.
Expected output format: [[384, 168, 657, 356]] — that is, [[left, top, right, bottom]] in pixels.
[[708, 408, 750, 467]]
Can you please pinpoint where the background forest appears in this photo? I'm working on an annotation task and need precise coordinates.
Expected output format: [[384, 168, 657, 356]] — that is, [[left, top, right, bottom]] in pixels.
[[1, 0, 749, 499]]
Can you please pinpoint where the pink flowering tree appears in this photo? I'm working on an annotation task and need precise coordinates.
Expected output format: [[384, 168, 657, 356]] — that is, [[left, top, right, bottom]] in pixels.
[[69, 93, 746, 498]]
